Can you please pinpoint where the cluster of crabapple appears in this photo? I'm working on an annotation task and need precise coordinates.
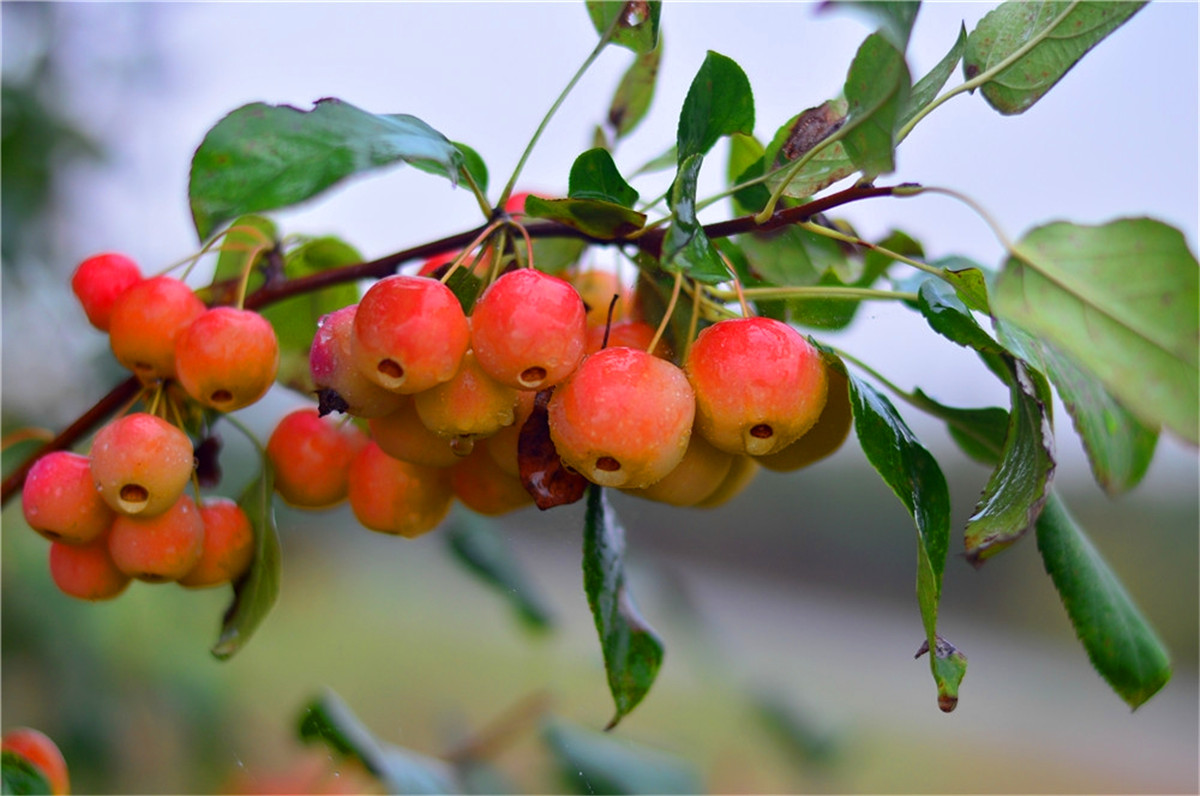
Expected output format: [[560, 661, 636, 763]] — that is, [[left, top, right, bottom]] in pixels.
[[21, 252, 278, 601]]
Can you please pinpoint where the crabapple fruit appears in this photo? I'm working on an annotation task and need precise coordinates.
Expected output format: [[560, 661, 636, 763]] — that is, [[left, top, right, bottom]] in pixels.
[[548, 346, 695, 489], [585, 319, 671, 358], [347, 441, 453, 538], [414, 350, 520, 442], [567, 268, 630, 328], [450, 440, 534, 516], [49, 532, 131, 602], [266, 408, 368, 509], [1, 728, 71, 795], [484, 390, 537, 478], [71, 252, 143, 332], [107, 494, 205, 582], [686, 316, 828, 456], [623, 430, 733, 507], [756, 364, 852, 472], [107, 275, 206, 383], [175, 307, 280, 412], [178, 497, 255, 588], [696, 455, 760, 509], [368, 397, 462, 468], [89, 413, 194, 517], [309, 305, 405, 419], [22, 451, 114, 544]]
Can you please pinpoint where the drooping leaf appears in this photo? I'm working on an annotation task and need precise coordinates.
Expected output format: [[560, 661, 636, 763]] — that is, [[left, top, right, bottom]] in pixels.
[[2, 751, 52, 796], [914, 635, 969, 713], [963, 1, 1145, 115], [825, 0, 920, 51], [298, 689, 458, 794], [583, 486, 664, 730], [608, 38, 662, 140], [992, 217, 1199, 444], [445, 515, 555, 632], [586, 0, 662, 54], [542, 717, 701, 795], [189, 99, 465, 240], [662, 153, 731, 284], [846, 370, 959, 709], [453, 141, 489, 195], [518, 389, 588, 510], [676, 51, 755, 163], [902, 23, 967, 129], [909, 388, 1009, 465], [841, 33, 911, 179], [916, 278, 1002, 354], [211, 458, 281, 659], [524, 195, 645, 240], [1035, 492, 1172, 709], [997, 321, 1158, 495], [568, 148, 639, 208]]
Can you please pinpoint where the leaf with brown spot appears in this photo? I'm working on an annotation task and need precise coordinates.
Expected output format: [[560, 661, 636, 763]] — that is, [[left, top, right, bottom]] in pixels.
[[518, 389, 588, 510], [779, 100, 846, 163]]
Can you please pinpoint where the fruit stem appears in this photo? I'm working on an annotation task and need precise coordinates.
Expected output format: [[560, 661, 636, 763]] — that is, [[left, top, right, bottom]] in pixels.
[[683, 278, 703, 363], [799, 221, 942, 277], [439, 221, 503, 286], [715, 285, 919, 302], [648, 269, 683, 356]]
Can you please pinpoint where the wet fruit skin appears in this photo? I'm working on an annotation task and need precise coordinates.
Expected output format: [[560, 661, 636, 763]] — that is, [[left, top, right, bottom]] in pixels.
[[484, 390, 537, 478], [756, 364, 853, 472], [686, 316, 828, 456], [623, 430, 733, 507], [107, 275, 206, 383], [368, 397, 461, 468], [71, 252, 143, 332], [178, 497, 255, 588], [175, 307, 280, 412], [347, 441, 454, 538], [107, 494, 205, 583], [585, 319, 671, 358], [309, 305, 405, 419], [49, 533, 131, 602], [470, 268, 588, 391], [450, 440, 535, 516], [22, 451, 115, 545], [414, 350, 520, 442], [266, 408, 368, 509], [89, 413, 195, 518], [2, 727, 71, 795], [548, 346, 695, 489], [351, 275, 470, 394]]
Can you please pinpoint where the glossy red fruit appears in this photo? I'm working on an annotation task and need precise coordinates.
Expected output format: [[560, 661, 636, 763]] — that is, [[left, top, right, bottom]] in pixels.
[[107, 275, 206, 383], [175, 307, 279, 412], [470, 268, 587, 390], [89, 413, 194, 517], [71, 252, 143, 332], [49, 532, 131, 602], [585, 319, 671, 358], [548, 346, 695, 489], [347, 441, 453, 538], [368, 397, 462, 468], [484, 390, 537, 478], [351, 275, 470, 394], [266, 408, 368, 509], [567, 268, 631, 328], [310, 305, 405, 419], [686, 316, 828, 456], [414, 350, 520, 443], [178, 497, 255, 588], [756, 364, 852, 472], [2, 727, 71, 795], [107, 494, 205, 582], [22, 451, 114, 544], [623, 431, 733, 507], [449, 440, 534, 516]]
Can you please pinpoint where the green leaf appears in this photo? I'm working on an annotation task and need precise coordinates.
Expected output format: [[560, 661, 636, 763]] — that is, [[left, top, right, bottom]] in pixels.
[[453, 141, 489, 195], [445, 514, 555, 633], [583, 486, 664, 730], [902, 24, 967, 128], [841, 33, 911, 179], [847, 371, 959, 710], [963, 357, 1056, 566], [608, 38, 662, 140], [676, 51, 754, 163], [2, 751, 51, 796], [992, 217, 1199, 444], [586, 0, 662, 54], [542, 717, 701, 795], [523, 195, 645, 240], [568, 148, 639, 208], [189, 99, 465, 240], [299, 689, 458, 794], [787, 228, 906, 331], [1035, 492, 1171, 709], [827, 1, 920, 51], [909, 388, 1009, 465], [934, 256, 992, 313], [662, 153, 731, 284], [915, 635, 969, 713], [916, 278, 1002, 354], [762, 102, 857, 201], [211, 214, 278, 285], [963, 1, 1146, 115], [997, 321, 1158, 496], [211, 459, 281, 660]]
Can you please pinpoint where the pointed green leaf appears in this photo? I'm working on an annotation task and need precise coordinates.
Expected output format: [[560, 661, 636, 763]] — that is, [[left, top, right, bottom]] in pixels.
[[841, 33, 911, 179], [910, 388, 1009, 465], [992, 217, 1199, 444], [568, 148, 639, 208], [211, 459, 281, 660], [586, 0, 662, 54], [997, 321, 1158, 495], [902, 24, 967, 128], [445, 514, 555, 633], [677, 51, 754, 163], [190, 99, 465, 240], [964, 1, 1145, 115], [453, 141, 488, 194], [662, 153, 731, 284], [1035, 492, 1171, 709], [608, 38, 662, 140], [542, 717, 702, 794], [917, 278, 1003, 354], [583, 486, 664, 730], [827, 1, 920, 51], [934, 256, 992, 313], [523, 195, 645, 240]]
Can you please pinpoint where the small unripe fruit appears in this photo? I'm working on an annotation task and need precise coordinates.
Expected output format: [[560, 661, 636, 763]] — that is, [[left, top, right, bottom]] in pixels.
[[266, 408, 368, 509], [368, 398, 461, 468], [414, 350, 520, 442], [71, 252, 143, 331], [696, 455, 760, 509], [585, 319, 671, 358], [22, 451, 114, 544], [471, 268, 587, 390], [347, 441, 453, 538], [107, 494, 205, 582], [686, 317, 828, 456], [351, 275, 470, 394], [623, 431, 733, 507], [2, 727, 71, 795], [310, 305, 405, 418], [175, 307, 280, 411], [89, 413, 194, 517], [548, 346, 695, 489], [178, 497, 255, 588], [49, 533, 131, 602], [107, 275, 206, 382], [450, 441, 534, 516], [756, 364, 852, 472], [567, 268, 630, 328], [485, 390, 537, 478]]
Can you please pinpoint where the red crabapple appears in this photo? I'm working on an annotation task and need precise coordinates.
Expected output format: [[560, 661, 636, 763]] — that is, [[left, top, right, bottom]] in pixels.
[[685, 316, 828, 456], [449, 440, 534, 516], [470, 268, 587, 390], [1, 728, 71, 795], [266, 408, 368, 509], [89, 413, 194, 517], [585, 319, 671, 358], [310, 305, 406, 418], [107, 275, 206, 382], [756, 364, 852, 472], [623, 430, 733, 507], [49, 532, 131, 602], [548, 346, 695, 489], [567, 268, 631, 328], [107, 493, 205, 582], [484, 390, 537, 478], [368, 397, 462, 468], [414, 350, 520, 442], [178, 497, 255, 588], [351, 275, 470, 394], [71, 252, 143, 332], [347, 441, 453, 538], [22, 450, 114, 544], [175, 307, 279, 412], [695, 455, 760, 509]]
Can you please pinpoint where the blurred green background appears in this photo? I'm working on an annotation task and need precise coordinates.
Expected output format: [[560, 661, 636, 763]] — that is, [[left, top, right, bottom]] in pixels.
[[2, 3, 1197, 794]]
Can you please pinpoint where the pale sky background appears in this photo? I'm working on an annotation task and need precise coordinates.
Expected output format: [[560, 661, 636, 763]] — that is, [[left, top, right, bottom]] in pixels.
[[3, 1, 1198, 491]]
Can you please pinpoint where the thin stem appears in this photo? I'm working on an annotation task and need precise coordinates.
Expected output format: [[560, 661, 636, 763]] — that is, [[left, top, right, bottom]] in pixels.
[[234, 244, 269, 310], [799, 221, 942, 277], [915, 186, 1019, 254], [835, 348, 924, 410], [648, 269, 683, 356], [716, 285, 919, 302], [754, 126, 849, 224], [438, 221, 503, 285], [683, 276, 702, 363]]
